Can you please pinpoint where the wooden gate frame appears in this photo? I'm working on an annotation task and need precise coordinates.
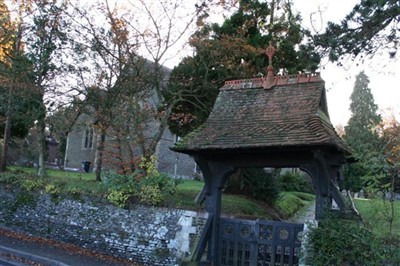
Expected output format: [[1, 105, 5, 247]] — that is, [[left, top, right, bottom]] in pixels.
[[219, 218, 304, 266], [187, 151, 359, 265]]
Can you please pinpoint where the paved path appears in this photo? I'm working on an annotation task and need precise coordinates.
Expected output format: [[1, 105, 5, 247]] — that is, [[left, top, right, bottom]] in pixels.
[[0, 229, 139, 266]]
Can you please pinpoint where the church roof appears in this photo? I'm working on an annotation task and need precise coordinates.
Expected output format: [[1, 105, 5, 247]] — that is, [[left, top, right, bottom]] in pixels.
[[172, 74, 351, 155]]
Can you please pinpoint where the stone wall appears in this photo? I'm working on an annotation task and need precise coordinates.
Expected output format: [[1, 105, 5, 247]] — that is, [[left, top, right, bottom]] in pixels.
[[0, 188, 207, 265]]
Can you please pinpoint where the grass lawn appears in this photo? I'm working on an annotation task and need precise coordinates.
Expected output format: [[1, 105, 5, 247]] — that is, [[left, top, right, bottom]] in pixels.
[[355, 198, 400, 237], [9, 166, 96, 180], [8, 166, 107, 196], [275, 191, 315, 218], [4, 166, 313, 220], [168, 179, 314, 219], [170, 179, 204, 211], [169, 179, 274, 218]]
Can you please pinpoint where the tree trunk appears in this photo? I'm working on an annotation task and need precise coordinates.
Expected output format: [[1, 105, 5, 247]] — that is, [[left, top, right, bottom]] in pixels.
[[0, 97, 12, 172], [115, 134, 126, 175], [127, 143, 136, 174], [37, 100, 47, 177], [94, 127, 106, 182], [389, 170, 396, 235], [147, 107, 171, 157]]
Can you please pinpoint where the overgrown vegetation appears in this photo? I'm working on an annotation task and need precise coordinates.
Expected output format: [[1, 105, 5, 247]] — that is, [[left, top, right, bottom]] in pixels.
[[103, 156, 180, 207], [0, 156, 179, 208], [0, 164, 316, 220], [304, 197, 400, 265], [0, 167, 107, 198], [305, 218, 380, 265], [304, 217, 400, 266]]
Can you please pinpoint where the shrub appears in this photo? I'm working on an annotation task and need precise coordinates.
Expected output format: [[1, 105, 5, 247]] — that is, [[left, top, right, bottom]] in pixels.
[[21, 178, 44, 191], [136, 156, 179, 205], [304, 218, 382, 265], [102, 171, 137, 191], [68, 187, 84, 199], [139, 155, 159, 177], [103, 155, 180, 207], [225, 168, 280, 204], [380, 236, 400, 265], [277, 171, 313, 193], [103, 171, 137, 208], [11, 192, 37, 212], [0, 172, 22, 186], [44, 184, 60, 196], [107, 189, 132, 208], [138, 185, 163, 206], [137, 172, 179, 206]]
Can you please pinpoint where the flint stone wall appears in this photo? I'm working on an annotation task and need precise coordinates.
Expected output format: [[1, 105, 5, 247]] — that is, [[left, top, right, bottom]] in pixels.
[[0, 188, 207, 265]]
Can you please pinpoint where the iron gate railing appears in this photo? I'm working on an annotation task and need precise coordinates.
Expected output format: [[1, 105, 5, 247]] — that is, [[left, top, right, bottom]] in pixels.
[[219, 218, 304, 266]]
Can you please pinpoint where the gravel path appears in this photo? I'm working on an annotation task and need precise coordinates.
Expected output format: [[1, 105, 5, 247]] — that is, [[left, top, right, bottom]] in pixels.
[[289, 201, 316, 223]]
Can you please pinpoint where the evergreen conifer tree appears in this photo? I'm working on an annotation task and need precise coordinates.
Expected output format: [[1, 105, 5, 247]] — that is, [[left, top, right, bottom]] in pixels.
[[343, 71, 382, 191], [167, 0, 320, 136]]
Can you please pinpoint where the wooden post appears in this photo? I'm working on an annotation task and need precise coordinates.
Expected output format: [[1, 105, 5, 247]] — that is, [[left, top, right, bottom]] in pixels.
[[193, 155, 236, 264]]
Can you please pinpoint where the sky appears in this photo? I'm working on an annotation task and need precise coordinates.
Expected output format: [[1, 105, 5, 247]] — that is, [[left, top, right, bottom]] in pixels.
[[8, 0, 397, 126], [65, 0, 399, 128], [290, 1, 400, 126], [166, 0, 400, 127]]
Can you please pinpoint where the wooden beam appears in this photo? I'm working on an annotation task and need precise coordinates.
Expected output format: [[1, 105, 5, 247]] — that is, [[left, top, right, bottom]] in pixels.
[[192, 155, 237, 264]]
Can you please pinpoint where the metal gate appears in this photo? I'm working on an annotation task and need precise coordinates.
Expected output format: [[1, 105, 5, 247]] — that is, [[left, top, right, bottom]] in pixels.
[[219, 218, 304, 266]]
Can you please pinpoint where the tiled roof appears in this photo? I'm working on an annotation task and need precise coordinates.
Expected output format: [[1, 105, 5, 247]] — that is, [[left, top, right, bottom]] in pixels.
[[172, 76, 350, 155]]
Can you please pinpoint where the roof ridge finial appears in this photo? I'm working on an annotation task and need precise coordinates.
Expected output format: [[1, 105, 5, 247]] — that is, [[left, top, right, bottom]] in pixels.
[[265, 41, 276, 68], [263, 41, 276, 89]]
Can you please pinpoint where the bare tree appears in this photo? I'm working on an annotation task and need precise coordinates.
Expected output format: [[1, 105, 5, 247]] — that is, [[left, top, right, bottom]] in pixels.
[[67, 0, 203, 179], [25, 0, 69, 177]]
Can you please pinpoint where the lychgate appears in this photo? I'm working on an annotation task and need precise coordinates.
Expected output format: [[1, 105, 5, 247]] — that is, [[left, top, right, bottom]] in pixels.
[[172, 43, 358, 265]]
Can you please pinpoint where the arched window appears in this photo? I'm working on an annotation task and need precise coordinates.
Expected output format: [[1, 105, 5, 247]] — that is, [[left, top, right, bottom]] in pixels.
[[83, 127, 94, 149]]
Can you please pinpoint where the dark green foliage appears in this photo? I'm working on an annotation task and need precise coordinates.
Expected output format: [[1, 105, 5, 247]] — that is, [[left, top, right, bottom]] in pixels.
[[0, 171, 23, 187], [345, 72, 381, 155], [342, 162, 366, 192], [11, 192, 37, 213], [167, 0, 320, 136], [26, 1, 68, 84], [343, 71, 383, 192], [380, 237, 400, 265], [102, 171, 138, 192], [305, 218, 383, 265], [277, 171, 313, 193], [0, 170, 43, 190], [0, 171, 38, 212], [225, 168, 280, 204], [166, 57, 220, 137], [0, 55, 40, 140], [314, 0, 400, 60]]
